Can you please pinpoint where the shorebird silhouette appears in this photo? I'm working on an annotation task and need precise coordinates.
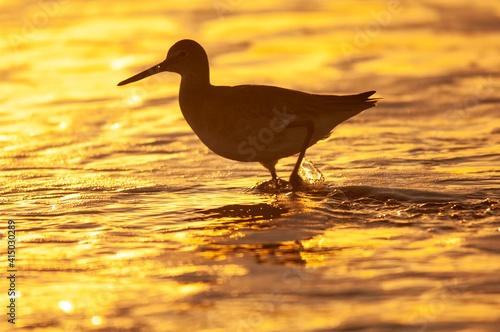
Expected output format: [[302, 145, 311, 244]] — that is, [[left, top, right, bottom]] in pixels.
[[118, 39, 378, 189]]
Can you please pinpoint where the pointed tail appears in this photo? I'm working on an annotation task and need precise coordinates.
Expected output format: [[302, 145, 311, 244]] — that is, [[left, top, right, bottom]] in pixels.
[[357, 90, 381, 108]]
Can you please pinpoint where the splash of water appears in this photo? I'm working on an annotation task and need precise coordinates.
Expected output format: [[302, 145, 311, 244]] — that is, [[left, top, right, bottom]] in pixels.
[[252, 159, 325, 193]]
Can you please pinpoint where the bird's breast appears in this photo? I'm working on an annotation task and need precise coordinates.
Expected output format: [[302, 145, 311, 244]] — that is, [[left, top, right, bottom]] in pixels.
[[179, 99, 309, 163]]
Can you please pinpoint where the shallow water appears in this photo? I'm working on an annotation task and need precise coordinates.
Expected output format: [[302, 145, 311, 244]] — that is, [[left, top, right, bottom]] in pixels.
[[1, 0, 500, 331]]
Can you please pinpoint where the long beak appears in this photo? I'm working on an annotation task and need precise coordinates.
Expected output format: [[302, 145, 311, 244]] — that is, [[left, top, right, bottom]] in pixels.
[[117, 62, 163, 86]]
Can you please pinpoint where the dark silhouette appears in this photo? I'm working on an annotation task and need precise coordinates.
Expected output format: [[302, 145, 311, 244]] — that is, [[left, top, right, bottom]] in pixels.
[[118, 39, 378, 189]]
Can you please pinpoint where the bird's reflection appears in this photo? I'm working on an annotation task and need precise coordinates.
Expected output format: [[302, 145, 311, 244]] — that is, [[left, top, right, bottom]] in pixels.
[[193, 202, 288, 222], [177, 183, 490, 269]]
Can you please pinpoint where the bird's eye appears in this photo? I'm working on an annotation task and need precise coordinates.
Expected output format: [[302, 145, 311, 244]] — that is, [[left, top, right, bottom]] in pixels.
[[179, 51, 188, 58]]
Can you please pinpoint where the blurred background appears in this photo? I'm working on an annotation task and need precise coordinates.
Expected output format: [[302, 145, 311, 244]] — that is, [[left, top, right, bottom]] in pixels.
[[1, 0, 499, 331]]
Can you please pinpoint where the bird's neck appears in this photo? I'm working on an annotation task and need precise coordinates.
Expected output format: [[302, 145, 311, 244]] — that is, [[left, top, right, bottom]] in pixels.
[[179, 68, 211, 107], [179, 52, 211, 89], [178, 50, 211, 100], [178, 69, 212, 127], [180, 72, 210, 92]]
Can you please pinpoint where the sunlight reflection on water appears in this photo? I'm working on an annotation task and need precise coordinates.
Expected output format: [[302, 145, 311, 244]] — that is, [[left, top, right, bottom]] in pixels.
[[1, 0, 500, 331]]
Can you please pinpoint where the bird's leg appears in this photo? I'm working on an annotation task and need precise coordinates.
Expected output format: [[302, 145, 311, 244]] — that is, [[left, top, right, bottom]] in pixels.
[[287, 119, 315, 190], [259, 160, 279, 182]]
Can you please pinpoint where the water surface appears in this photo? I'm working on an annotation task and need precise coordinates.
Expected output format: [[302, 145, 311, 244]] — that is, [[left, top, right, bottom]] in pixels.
[[1, 0, 500, 331]]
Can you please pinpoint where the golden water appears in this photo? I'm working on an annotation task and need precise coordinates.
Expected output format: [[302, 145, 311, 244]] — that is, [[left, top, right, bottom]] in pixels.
[[1, 0, 500, 331]]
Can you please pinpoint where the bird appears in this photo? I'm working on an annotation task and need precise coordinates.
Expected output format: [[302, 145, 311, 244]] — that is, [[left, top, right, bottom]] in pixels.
[[118, 39, 378, 190]]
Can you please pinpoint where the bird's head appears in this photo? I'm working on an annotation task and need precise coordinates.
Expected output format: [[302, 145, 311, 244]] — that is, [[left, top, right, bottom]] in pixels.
[[117, 39, 209, 86]]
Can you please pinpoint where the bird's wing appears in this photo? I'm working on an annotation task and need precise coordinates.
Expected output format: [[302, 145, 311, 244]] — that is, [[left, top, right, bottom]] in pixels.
[[200, 85, 378, 160], [209, 84, 377, 129]]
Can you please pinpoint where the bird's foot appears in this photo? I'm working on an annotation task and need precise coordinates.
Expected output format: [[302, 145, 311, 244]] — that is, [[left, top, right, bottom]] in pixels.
[[292, 160, 325, 191], [252, 177, 291, 193], [289, 172, 305, 191]]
